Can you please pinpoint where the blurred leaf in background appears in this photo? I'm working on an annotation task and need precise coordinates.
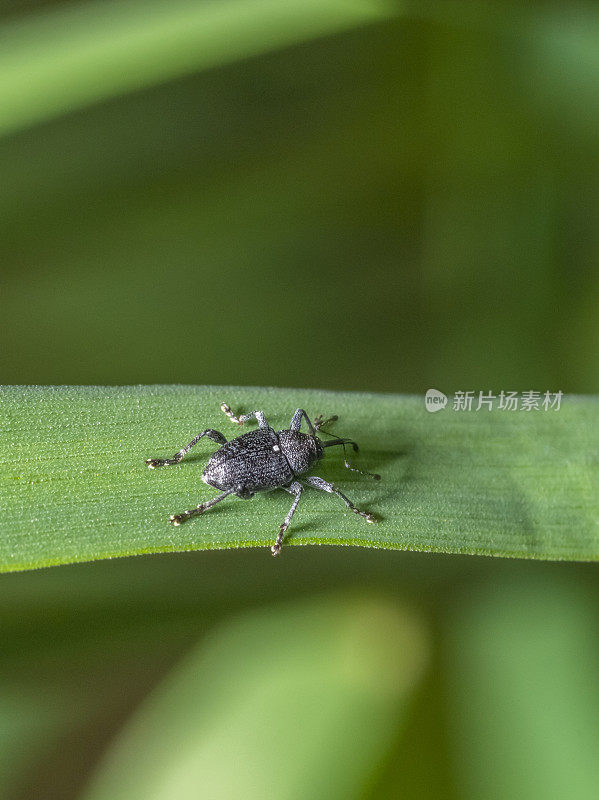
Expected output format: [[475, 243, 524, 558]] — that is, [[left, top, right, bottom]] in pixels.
[[2, 0, 598, 392], [0, 549, 452, 799], [446, 569, 599, 800], [1, 0, 599, 798], [83, 593, 428, 800]]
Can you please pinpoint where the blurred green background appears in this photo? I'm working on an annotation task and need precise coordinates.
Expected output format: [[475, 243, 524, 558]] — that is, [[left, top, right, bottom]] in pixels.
[[1, 0, 599, 797]]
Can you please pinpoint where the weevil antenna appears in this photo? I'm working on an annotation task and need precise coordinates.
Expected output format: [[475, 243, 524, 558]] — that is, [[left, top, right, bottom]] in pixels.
[[321, 437, 380, 480]]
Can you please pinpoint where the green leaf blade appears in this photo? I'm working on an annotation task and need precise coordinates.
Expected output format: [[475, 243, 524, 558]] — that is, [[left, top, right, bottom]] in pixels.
[[1, 385, 598, 572]]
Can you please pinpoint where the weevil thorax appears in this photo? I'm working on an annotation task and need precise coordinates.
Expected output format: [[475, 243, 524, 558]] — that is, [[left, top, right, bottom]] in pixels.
[[278, 430, 323, 476]]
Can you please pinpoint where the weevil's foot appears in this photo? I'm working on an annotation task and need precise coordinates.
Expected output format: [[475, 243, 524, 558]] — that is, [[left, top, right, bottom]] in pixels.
[[146, 458, 165, 469], [271, 523, 287, 556], [313, 414, 338, 431], [170, 514, 185, 526], [221, 402, 243, 425], [353, 508, 377, 523]]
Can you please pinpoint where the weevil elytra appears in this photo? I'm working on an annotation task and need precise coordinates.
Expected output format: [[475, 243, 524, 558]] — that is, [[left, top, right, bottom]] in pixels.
[[145, 404, 380, 556]]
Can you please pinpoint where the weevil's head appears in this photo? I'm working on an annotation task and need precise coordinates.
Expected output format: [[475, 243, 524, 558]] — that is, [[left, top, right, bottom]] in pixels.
[[278, 430, 323, 476]]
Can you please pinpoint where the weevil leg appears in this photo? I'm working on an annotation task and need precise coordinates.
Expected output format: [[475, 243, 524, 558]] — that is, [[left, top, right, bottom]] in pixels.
[[313, 413, 338, 432], [170, 488, 235, 526], [146, 429, 227, 468], [221, 404, 270, 430], [271, 480, 303, 556], [304, 475, 377, 524], [289, 408, 317, 435]]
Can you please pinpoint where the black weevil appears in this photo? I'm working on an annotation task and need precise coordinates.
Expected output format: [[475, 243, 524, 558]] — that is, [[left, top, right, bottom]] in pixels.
[[146, 403, 380, 556]]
